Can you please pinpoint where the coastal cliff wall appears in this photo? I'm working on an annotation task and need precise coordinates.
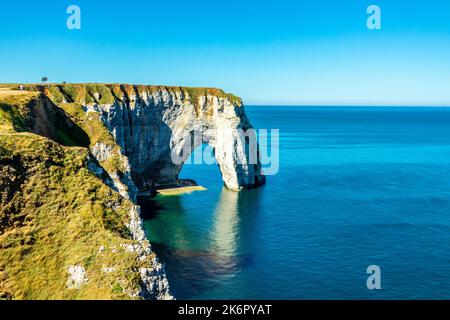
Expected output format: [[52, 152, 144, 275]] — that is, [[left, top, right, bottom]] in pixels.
[[0, 83, 265, 300], [38, 84, 266, 194], [0, 88, 171, 299]]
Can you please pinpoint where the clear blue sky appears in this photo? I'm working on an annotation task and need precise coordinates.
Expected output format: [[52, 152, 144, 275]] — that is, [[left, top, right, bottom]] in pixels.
[[0, 0, 449, 105]]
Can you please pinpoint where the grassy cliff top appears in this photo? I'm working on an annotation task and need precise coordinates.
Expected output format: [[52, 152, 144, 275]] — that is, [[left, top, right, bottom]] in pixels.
[[0, 87, 152, 300], [0, 134, 147, 299], [1, 83, 242, 106]]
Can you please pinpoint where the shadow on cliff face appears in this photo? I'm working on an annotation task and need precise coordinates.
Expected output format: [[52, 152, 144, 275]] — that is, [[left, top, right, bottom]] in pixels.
[[0, 94, 90, 148], [138, 187, 264, 299], [27, 94, 90, 147], [112, 89, 182, 190]]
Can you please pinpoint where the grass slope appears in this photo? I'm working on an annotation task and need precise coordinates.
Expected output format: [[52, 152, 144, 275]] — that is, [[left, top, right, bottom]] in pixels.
[[0, 89, 150, 300]]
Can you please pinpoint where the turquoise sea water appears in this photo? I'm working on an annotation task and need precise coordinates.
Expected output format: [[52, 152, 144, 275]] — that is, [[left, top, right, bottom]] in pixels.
[[141, 106, 450, 299]]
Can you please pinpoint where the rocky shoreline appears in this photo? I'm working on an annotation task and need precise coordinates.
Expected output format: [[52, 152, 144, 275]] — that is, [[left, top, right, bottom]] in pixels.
[[128, 205, 172, 300]]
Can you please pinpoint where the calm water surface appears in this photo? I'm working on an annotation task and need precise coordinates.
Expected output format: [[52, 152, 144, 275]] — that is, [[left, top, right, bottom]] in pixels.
[[142, 106, 450, 299]]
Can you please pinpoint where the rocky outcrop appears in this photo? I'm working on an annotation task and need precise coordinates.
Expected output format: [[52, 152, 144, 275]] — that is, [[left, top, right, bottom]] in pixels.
[[41, 84, 266, 193], [128, 205, 171, 300]]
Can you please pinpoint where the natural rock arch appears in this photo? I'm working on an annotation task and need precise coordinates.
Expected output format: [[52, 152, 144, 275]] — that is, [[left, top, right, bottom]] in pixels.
[[92, 86, 266, 192]]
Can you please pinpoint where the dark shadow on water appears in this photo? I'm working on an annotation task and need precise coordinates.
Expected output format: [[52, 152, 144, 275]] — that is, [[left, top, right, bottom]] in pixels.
[[138, 187, 264, 299], [151, 242, 254, 299], [137, 196, 167, 220]]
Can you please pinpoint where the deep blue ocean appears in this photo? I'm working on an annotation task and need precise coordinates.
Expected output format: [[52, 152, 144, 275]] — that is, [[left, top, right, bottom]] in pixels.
[[142, 106, 450, 299]]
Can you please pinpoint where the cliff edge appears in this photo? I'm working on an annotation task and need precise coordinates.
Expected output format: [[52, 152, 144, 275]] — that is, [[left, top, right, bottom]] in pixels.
[[0, 83, 265, 300], [27, 84, 266, 194]]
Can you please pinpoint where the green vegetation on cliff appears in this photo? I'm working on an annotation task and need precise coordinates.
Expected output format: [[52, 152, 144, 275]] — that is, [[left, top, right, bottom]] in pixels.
[[0, 92, 39, 133], [0, 92, 90, 147], [53, 101, 127, 174], [0, 90, 152, 299], [19, 83, 243, 107]]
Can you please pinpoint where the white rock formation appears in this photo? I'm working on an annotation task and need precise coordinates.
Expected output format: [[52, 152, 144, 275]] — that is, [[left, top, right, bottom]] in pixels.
[[66, 265, 88, 290], [86, 86, 266, 192], [128, 205, 173, 300]]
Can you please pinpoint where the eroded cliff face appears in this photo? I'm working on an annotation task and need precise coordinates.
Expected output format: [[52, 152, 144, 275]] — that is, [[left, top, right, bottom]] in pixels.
[[40, 84, 266, 194], [0, 84, 265, 300], [0, 89, 172, 300]]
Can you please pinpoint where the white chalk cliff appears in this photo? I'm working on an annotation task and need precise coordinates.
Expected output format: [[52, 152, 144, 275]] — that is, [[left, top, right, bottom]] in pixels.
[[3, 84, 265, 300], [80, 85, 266, 193]]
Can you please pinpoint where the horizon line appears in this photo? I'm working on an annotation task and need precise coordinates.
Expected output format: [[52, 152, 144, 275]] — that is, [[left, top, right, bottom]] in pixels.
[[2, 82, 449, 108]]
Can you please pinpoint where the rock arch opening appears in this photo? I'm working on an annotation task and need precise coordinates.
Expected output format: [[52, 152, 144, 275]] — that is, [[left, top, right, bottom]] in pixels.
[[178, 143, 223, 189]]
